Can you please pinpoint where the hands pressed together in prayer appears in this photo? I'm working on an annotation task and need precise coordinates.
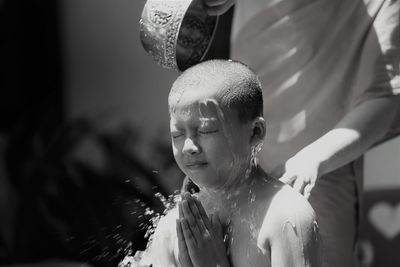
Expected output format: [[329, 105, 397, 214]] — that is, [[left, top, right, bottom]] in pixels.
[[176, 192, 230, 267]]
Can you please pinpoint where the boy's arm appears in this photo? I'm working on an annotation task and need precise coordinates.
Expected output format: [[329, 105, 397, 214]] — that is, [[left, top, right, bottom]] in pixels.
[[263, 192, 321, 267], [132, 209, 179, 267]]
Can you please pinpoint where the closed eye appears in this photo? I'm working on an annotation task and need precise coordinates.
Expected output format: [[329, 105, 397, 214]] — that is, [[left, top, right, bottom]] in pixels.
[[171, 132, 184, 139], [198, 129, 218, 135]]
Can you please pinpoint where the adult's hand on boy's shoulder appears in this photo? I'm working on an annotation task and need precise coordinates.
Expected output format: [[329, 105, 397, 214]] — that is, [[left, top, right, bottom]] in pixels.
[[177, 193, 230, 267], [278, 152, 322, 199]]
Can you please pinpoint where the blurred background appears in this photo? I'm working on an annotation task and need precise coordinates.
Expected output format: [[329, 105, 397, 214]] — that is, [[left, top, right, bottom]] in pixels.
[[0, 0, 398, 266]]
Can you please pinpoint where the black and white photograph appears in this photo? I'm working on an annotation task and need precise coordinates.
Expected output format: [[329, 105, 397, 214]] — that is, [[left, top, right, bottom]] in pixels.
[[0, 0, 399, 266]]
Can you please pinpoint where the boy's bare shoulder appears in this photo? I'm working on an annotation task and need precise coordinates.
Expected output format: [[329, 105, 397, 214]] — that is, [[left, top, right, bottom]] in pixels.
[[257, 182, 317, 247], [255, 175, 315, 221], [270, 184, 316, 221]]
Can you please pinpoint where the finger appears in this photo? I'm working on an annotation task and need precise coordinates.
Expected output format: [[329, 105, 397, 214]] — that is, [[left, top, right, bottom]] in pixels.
[[293, 176, 306, 194], [181, 176, 193, 193], [179, 202, 197, 243], [176, 219, 193, 267], [182, 199, 202, 241], [303, 183, 314, 200], [185, 193, 207, 234], [192, 195, 212, 231], [178, 202, 184, 219], [279, 172, 296, 185], [176, 219, 185, 247], [204, 0, 235, 15], [203, 0, 228, 7], [181, 218, 197, 251], [205, 4, 233, 16]]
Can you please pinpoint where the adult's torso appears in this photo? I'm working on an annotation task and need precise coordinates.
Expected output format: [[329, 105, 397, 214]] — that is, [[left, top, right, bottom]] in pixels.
[[231, 0, 399, 172]]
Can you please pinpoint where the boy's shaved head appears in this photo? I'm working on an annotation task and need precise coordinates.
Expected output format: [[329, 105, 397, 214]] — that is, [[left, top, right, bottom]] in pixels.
[[168, 60, 263, 123]]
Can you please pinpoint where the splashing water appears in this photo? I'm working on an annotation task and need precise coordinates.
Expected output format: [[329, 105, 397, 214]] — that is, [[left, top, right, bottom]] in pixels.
[[118, 143, 267, 266], [118, 190, 182, 267], [74, 224, 134, 265]]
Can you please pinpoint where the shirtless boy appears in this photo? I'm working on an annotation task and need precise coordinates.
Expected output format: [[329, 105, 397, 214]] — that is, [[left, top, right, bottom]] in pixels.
[[124, 59, 321, 267]]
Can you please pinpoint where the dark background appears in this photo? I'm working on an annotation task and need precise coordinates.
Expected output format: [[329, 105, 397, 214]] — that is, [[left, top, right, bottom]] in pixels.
[[0, 0, 232, 266]]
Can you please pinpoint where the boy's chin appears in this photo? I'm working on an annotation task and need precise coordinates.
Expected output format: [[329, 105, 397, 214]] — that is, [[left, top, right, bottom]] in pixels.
[[188, 177, 225, 191], [186, 175, 212, 189]]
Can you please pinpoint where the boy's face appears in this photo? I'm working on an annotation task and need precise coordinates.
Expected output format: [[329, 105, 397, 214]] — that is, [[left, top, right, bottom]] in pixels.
[[170, 92, 252, 190]]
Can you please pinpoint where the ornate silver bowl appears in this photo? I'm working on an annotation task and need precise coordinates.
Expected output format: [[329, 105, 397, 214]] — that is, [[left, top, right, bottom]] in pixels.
[[140, 0, 218, 71]]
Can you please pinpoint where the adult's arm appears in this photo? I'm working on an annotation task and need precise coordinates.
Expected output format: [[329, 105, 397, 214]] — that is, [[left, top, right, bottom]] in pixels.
[[280, 95, 400, 197], [309, 95, 399, 174]]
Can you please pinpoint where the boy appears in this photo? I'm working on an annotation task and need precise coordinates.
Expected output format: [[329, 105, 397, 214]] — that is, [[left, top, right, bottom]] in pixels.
[[123, 60, 320, 267]]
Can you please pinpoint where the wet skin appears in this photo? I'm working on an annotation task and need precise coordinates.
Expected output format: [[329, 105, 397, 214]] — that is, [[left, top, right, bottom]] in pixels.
[[138, 100, 320, 267], [168, 94, 320, 267], [172, 172, 320, 267], [170, 96, 253, 191]]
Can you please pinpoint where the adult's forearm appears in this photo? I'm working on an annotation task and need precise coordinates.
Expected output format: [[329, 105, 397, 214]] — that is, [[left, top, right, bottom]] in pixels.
[[297, 95, 399, 176]]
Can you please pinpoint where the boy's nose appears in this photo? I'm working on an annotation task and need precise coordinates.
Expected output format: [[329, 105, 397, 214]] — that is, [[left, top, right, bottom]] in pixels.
[[182, 137, 201, 155]]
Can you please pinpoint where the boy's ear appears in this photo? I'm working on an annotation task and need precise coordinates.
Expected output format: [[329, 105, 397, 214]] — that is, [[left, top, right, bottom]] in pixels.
[[250, 117, 266, 144]]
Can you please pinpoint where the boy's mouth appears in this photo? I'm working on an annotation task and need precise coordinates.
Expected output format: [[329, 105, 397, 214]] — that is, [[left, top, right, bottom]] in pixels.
[[186, 162, 208, 169]]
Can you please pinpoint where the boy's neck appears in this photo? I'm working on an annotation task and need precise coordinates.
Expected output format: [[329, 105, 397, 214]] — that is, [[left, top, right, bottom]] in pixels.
[[200, 165, 263, 204]]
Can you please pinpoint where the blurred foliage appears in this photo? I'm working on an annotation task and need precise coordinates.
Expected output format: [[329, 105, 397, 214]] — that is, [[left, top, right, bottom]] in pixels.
[[2, 117, 184, 266]]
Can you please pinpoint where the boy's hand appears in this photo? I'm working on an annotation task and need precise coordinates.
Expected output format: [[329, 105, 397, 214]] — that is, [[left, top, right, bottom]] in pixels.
[[176, 216, 193, 267], [278, 153, 321, 199], [202, 0, 235, 16], [176, 192, 230, 267]]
